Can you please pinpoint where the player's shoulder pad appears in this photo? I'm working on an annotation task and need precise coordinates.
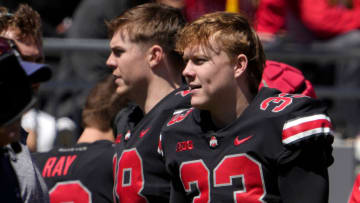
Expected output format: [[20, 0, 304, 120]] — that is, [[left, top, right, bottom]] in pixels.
[[175, 89, 191, 97], [166, 107, 194, 127], [259, 92, 314, 115], [258, 90, 333, 145], [113, 104, 135, 125], [115, 103, 140, 120], [113, 103, 142, 129], [282, 113, 333, 146], [158, 107, 194, 157], [280, 112, 334, 167]]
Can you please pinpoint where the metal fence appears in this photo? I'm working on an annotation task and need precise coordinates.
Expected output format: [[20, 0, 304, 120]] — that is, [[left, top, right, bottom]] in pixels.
[[42, 37, 360, 99]]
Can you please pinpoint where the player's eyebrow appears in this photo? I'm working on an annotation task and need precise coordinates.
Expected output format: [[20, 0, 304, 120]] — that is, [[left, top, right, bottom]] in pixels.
[[182, 55, 189, 61], [110, 46, 125, 56], [184, 53, 209, 60], [109, 43, 124, 50], [111, 46, 124, 51]]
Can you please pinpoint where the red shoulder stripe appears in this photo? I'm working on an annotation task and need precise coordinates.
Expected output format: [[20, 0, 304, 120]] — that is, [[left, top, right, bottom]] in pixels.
[[282, 114, 332, 144]]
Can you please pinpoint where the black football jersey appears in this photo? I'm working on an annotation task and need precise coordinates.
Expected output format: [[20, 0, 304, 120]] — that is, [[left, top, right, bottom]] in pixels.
[[32, 140, 115, 203], [159, 87, 334, 203], [113, 87, 191, 203]]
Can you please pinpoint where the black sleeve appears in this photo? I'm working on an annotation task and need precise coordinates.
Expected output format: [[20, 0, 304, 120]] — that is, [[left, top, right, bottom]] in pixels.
[[169, 174, 189, 203], [278, 144, 331, 203]]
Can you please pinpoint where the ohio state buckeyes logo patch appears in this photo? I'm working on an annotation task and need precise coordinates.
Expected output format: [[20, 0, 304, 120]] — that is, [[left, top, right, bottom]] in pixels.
[[209, 136, 218, 148]]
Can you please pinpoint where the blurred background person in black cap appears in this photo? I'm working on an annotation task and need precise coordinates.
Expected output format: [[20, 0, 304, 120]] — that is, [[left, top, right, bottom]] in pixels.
[[0, 4, 55, 202], [0, 4, 76, 153], [0, 36, 46, 202]]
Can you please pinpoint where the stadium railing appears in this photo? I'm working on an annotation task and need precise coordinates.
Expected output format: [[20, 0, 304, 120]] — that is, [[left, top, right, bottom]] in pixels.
[[42, 37, 360, 99]]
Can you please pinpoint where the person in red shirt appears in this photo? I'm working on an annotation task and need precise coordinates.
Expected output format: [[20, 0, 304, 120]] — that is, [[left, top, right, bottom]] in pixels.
[[158, 0, 258, 22], [349, 174, 360, 203], [255, 0, 360, 45]]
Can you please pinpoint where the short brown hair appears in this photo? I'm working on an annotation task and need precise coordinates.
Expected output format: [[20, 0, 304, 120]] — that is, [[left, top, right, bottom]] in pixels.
[[176, 12, 265, 96], [0, 4, 42, 46], [106, 3, 186, 71], [82, 75, 128, 132]]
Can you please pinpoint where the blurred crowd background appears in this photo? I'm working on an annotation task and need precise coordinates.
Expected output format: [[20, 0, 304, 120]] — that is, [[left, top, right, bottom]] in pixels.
[[2, 0, 360, 202], [2, 0, 360, 180]]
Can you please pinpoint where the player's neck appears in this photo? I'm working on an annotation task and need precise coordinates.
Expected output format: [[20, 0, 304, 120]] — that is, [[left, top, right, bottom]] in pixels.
[[210, 86, 253, 129], [138, 74, 181, 114], [77, 127, 114, 144]]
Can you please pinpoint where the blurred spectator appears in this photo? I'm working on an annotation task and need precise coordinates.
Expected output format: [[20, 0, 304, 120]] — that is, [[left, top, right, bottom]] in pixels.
[[0, 35, 49, 202], [44, 0, 149, 138], [0, 4, 76, 152], [0, 3, 83, 202], [254, 0, 287, 47], [183, 0, 225, 21], [0, 0, 25, 12], [255, 0, 360, 48], [349, 173, 360, 203], [0, 0, 82, 37], [188, 0, 258, 21], [161, 0, 258, 22], [33, 75, 127, 203], [29, 0, 82, 37], [0, 36, 36, 203]]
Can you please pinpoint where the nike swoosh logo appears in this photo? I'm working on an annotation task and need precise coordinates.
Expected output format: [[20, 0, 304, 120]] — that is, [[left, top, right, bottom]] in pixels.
[[234, 135, 253, 146], [140, 128, 150, 138], [115, 133, 122, 144]]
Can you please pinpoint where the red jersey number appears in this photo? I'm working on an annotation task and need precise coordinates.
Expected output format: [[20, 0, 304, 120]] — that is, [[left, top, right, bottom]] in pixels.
[[114, 148, 147, 203], [49, 181, 91, 203], [180, 160, 210, 203], [260, 93, 307, 112], [214, 154, 265, 202], [180, 154, 265, 203], [260, 96, 292, 112]]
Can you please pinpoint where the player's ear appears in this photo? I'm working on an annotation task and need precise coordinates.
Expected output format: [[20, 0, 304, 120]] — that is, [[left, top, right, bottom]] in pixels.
[[147, 45, 164, 69], [234, 54, 248, 79]]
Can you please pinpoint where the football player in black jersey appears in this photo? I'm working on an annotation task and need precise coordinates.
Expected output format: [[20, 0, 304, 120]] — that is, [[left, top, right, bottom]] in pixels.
[[33, 75, 127, 203], [159, 11, 334, 203], [105, 3, 190, 203]]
